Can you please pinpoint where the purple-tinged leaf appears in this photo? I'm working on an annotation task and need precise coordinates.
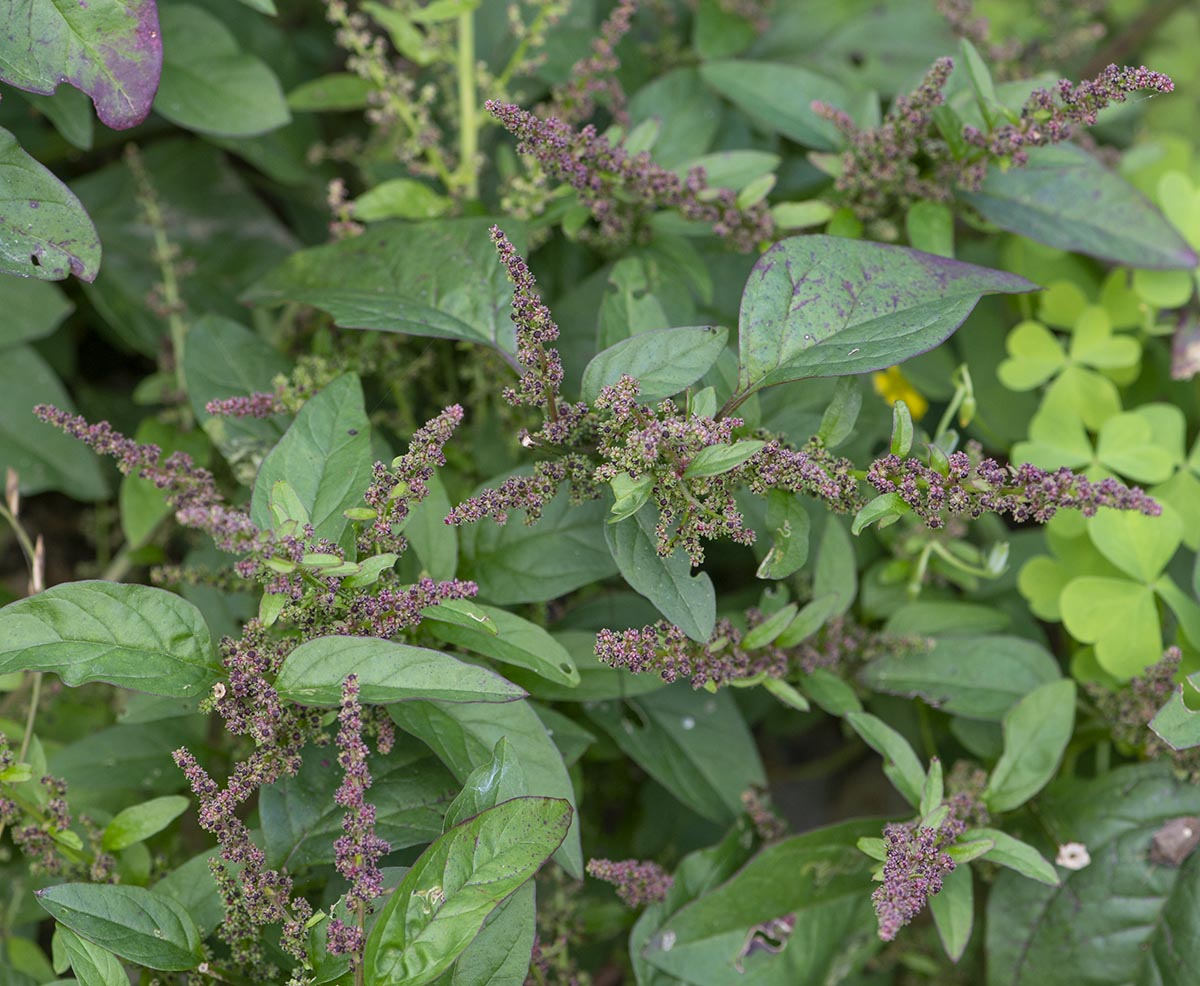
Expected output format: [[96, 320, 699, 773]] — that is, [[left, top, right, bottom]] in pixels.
[[0, 0, 162, 130], [961, 144, 1199, 271], [738, 235, 1035, 392], [0, 126, 101, 281]]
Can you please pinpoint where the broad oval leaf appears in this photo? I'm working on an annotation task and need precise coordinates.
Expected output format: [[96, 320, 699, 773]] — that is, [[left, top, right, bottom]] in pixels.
[[961, 144, 1199, 271], [36, 884, 203, 971], [101, 795, 190, 852], [985, 765, 1200, 986], [580, 325, 729, 404], [859, 635, 1060, 722], [250, 373, 373, 546], [55, 926, 127, 986], [0, 581, 218, 696], [737, 235, 1035, 391], [0, 0, 162, 129], [274, 636, 527, 706], [363, 797, 571, 986], [154, 4, 290, 138], [0, 127, 101, 281], [243, 218, 527, 353], [606, 506, 716, 643], [426, 604, 580, 688]]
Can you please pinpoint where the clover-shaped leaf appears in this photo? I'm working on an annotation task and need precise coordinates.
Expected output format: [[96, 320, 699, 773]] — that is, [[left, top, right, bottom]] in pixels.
[[998, 321, 1064, 390], [1087, 506, 1182, 583], [1094, 410, 1177, 484], [1038, 281, 1087, 329], [1068, 307, 1139, 369], [1060, 577, 1160, 678]]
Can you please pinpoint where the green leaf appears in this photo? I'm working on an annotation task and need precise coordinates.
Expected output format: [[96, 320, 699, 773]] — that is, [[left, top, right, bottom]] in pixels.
[[287, 72, 375, 112], [683, 440, 765, 479], [816, 377, 862, 448], [364, 797, 569, 986], [860, 635, 1060, 721], [581, 325, 729, 404], [243, 218, 527, 353], [260, 741, 453, 868], [54, 926, 127, 986], [0, 0, 161, 129], [500, 631, 664, 704], [929, 862, 973, 962], [851, 491, 911, 535], [699, 61, 849, 150], [961, 827, 1058, 886], [1, 346, 107, 500], [419, 599, 497, 635], [1060, 577, 1161, 679], [274, 636, 526, 706], [890, 399, 915, 456], [250, 374, 373, 546], [36, 885, 203, 971], [756, 491, 810, 580], [906, 200, 954, 258], [609, 473, 655, 525], [813, 517, 857, 617], [984, 679, 1076, 813], [402, 470, 459, 580], [961, 144, 1199, 270], [461, 481, 617, 604], [389, 698, 583, 876], [119, 420, 212, 548], [354, 179, 454, 222], [427, 604, 578, 688], [1087, 505, 1182, 583], [443, 739, 527, 831], [643, 819, 879, 984], [737, 235, 1035, 392], [1149, 680, 1200, 751], [997, 320, 1066, 391], [154, 4, 290, 137], [776, 594, 840, 648], [0, 277, 72, 346], [0, 127, 101, 281], [741, 603, 798, 650], [674, 151, 781, 192], [985, 765, 1200, 986], [846, 712, 924, 807], [0, 582, 218, 697], [884, 601, 1009, 637], [1095, 410, 1178, 483], [606, 507, 716, 643], [101, 796, 189, 852], [428, 885, 534, 986], [585, 687, 765, 823]]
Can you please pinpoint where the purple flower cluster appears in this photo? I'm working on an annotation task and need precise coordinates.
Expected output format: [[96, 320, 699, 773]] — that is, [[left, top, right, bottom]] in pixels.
[[342, 576, 479, 640], [540, 0, 636, 125], [35, 405, 259, 553], [818, 56, 1174, 224], [792, 615, 910, 675], [867, 447, 1161, 527], [872, 813, 963, 941], [326, 676, 390, 958], [586, 857, 673, 907], [360, 404, 464, 553], [487, 101, 774, 250], [595, 618, 788, 688], [742, 785, 788, 842], [204, 392, 287, 418], [445, 460, 569, 527]]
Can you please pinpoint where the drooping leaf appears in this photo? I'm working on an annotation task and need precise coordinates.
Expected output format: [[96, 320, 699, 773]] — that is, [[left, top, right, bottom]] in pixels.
[[580, 326, 729, 404], [153, 4, 289, 137], [36, 885, 203, 971], [243, 218, 527, 353], [250, 374, 373, 546], [585, 687, 764, 822], [389, 698, 583, 876], [929, 862, 974, 962], [0, 0, 162, 129], [737, 235, 1035, 392], [846, 712, 925, 807], [426, 604, 580, 688], [274, 636, 526, 707], [0, 345, 107, 500], [54, 926, 127, 986], [428, 881, 535, 986], [859, 635, 1060, 721], [961, 144, 1198, 270], [363, 797, 571, 986], [442, 738, 527, 830], [606, 506, 716, 643], [0, 582, 218, 697], [0, 127, 101, 281]]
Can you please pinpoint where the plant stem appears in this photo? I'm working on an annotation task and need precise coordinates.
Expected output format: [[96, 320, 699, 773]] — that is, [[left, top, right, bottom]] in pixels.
[[456, 10, 479, 200]]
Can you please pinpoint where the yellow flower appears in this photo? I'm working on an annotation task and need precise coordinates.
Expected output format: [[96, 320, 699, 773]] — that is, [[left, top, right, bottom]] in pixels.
[[872, 366, 928, 420]]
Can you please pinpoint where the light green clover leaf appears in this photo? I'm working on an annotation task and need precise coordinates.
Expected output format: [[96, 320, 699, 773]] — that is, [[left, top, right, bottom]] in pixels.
[[1151, 426, 1200, 550]]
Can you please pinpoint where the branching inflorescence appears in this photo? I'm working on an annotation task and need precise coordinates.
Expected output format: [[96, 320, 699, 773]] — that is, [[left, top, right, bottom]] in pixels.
[[816, 57, 1173, 224]]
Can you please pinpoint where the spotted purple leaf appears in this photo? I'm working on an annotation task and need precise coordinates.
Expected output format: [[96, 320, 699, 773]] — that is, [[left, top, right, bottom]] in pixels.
[[0, 0, 162, 130], [738, 235, 1036, 392]]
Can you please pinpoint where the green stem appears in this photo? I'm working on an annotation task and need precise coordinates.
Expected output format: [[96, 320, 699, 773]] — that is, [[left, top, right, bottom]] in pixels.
[[456, 10, 479, 200]]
